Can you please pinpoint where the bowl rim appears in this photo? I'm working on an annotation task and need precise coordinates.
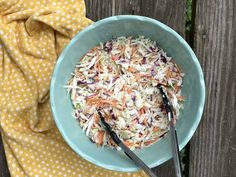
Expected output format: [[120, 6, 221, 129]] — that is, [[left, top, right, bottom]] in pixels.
[[50, 15, 205, 172]]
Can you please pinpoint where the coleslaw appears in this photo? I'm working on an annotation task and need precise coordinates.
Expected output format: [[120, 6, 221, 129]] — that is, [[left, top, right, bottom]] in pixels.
[[66, 36, 184, 150]]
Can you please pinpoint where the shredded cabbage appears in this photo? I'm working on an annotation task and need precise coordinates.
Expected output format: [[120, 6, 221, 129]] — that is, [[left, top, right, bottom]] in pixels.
[[66, 36, 185, 150]]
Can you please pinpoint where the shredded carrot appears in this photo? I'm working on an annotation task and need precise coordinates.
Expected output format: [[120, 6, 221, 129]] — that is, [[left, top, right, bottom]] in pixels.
[[124, 140, 134, 147], [134, 73, 152, 79], [140, 108, 145, 115], [144, 138, 158, 146], [94, 61, 99, 68], [86, 98, 116, 104], [127, 67, 136, 73], [127, 89, 133, 94], [112, 55, 119, 61], [86, 98, 123, 110], [131, 46, 138, 57], [97, 131, 105, 145], [153, 127, 159, 132], [143, 118, 148, 126], [94, 114, 99, 124], [177, 95, 185, 101], [122, 85, 133, 94], [122, 95, 126, 108], [175, 85, 181, 92]]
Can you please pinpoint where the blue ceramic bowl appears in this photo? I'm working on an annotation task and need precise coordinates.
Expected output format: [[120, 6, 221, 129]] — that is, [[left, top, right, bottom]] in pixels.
[[50, 15, 205, 172]]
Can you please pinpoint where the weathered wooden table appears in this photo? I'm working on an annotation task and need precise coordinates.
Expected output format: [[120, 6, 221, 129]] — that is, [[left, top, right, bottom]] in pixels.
[[1, 0, 235, 176]]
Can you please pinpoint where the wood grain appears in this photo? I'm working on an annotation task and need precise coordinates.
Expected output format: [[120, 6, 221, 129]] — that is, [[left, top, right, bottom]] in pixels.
[[84, 1, 186, 176], [0, 133, 10, 177], [114, 0, 141, 15], [189, 0, 236, 176], [85, 0, 186, 36], [85, 0, 113, 21], [140, 0, 186, 37]]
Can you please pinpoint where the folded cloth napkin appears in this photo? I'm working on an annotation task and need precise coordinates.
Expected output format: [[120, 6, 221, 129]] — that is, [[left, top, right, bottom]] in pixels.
[[0, 0, 146, 176]]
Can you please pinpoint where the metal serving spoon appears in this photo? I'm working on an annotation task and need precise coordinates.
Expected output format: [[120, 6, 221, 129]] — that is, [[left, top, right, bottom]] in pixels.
[[97, 84, 182, 177], [98, 111, 157, 177], [157, 85, 183, 177]]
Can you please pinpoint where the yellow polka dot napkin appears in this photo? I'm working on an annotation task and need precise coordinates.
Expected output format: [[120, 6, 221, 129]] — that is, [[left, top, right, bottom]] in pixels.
[[0, 0, 146, 176]]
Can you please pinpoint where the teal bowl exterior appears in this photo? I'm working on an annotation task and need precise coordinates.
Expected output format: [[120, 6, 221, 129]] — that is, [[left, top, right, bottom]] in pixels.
[[50, 15, 205, 172]]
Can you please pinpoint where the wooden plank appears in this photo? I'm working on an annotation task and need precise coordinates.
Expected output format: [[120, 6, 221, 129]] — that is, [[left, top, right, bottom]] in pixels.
[[85, 0, 113, 21], [113, 0, 141, 15], [85, 0, 186, 36], [189, 0, 236, 176], [139, 1, 186, 176], [84, 1, 186, 177], [0, 133, 10, 177], [140, 0, 186, 37]]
